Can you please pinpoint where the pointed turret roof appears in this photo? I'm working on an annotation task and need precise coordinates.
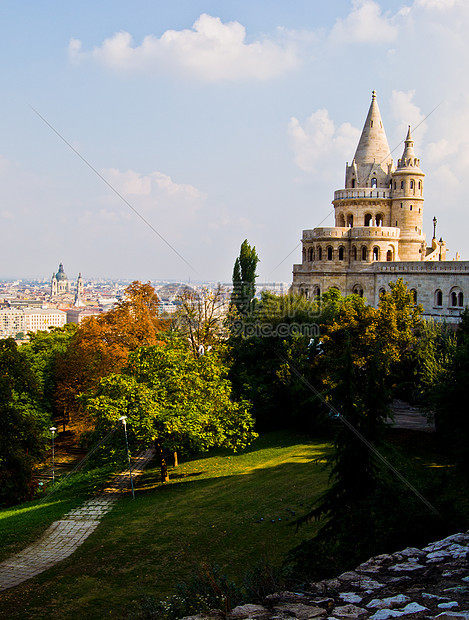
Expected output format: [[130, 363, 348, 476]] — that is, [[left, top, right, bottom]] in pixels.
[[352, 91, 392, 167], [397, 125, 421, 169]]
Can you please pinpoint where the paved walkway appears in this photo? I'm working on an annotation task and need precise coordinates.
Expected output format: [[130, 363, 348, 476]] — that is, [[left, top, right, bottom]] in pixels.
[[0, 448, 155, 592], [387, 399, 435, 433]]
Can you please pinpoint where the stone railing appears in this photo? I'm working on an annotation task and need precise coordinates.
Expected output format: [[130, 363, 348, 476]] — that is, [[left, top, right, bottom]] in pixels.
[[334, 188, 392, 200], [375, 261, 469, 273], [302, 227, 400, 240]]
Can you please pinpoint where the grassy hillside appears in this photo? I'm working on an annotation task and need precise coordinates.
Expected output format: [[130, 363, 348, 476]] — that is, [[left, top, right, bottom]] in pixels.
[[0, 432, 332, 619]]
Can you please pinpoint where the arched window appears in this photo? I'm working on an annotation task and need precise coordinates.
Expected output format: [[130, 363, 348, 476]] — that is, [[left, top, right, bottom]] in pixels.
[[327, 246, 333, 260], [302, 248, 306, 263], [353, 285, 364, 297], [305, 289, 309, 299], [386, 249, 393, 262], [410, 289, 418, 303], [375, 213, 383, 226], [338, 213, 345, 227], [364, 213, 372, 226], [379, 287, 386, 297], [410, 180, 414, 189], [394, 181, 396, 190], [371, 178, 377, 188], [347, 214, 353, 227], [313, 286, 321, 298], [435, 290, 443, 306], [352, 245, 357, 260], [458, 292, 464, 307], [401, 180, 404, 189], [338, 246, 345, 261], [308, 247, 314, 262], [451, 291, 458, 307], [372, 246, 379, 261], [351, 178, 355, 188], [318, 246, 322, 260], [361, 246, 367, 261], [299, 287, 305, 297]]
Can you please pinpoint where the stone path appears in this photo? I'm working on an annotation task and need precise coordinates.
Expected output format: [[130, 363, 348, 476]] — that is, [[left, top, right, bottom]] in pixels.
[[387, 399, 435, 433], [0, 447, 155, 593]]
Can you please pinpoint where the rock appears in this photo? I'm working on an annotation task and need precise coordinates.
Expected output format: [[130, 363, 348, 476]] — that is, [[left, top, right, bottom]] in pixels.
[[399, 548, 425, 558], [369, 611, 403, 620], [422, 593, 450, 601], [366, 595, 411, 610], [351, 577, 384, 591], [388, 563, 425, 572], [438, 603, 460, 610], [338, 572, 362, 582], [272, 603, 327, 619], [339, 593, 363, 604], [332, 604, 367, 618], [227, 604, 269, 619], [400, 602, 428, 615], [435, 614, 469, 620]]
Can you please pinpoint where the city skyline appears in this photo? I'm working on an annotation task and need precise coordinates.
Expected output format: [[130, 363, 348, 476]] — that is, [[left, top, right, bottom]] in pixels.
[[1, 1, 468, 282]]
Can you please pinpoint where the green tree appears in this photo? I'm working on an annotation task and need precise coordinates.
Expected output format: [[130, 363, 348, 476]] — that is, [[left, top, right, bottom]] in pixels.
[[432, 307, 469, 470], [83, 338, 257, 481], [231, 239, 259, 316], [20, 324, 77, 431], [0, 339, 46, 505]]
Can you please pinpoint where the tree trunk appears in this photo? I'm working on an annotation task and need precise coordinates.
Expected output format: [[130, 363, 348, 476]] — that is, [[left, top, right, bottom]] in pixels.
[[173, 451, 178, 467], [155, 439, 169, 482]]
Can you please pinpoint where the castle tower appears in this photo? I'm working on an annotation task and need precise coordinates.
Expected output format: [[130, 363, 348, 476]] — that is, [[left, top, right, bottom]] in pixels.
[[391, 126, 425, 261], [334, 91, 394, 229]]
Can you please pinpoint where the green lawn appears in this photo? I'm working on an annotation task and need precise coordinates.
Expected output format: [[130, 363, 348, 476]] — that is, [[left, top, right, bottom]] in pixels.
[[0, 432, 332, 620]]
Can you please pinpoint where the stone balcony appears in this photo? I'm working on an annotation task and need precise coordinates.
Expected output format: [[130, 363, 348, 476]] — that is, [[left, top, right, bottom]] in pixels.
[[334, 188, 392, 200], [302, 227, 400, 240]]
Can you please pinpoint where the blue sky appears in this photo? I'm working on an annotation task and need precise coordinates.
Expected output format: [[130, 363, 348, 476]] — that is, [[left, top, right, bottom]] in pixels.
[[1, 0, 468, 282]]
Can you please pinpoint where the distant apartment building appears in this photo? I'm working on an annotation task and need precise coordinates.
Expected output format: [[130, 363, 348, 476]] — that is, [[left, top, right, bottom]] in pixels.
[[0, 308, 66, 338], [66, 307, 102, 324]]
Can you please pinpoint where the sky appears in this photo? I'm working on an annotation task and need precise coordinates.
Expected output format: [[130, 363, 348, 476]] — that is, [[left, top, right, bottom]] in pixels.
[[1, 0, 468, 283]]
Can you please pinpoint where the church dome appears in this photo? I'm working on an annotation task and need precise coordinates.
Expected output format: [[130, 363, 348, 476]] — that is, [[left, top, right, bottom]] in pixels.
[[55, 263, 68, 281]]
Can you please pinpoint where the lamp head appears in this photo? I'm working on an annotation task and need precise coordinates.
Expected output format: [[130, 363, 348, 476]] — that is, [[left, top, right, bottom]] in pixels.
[[50, 427, 57, 433]]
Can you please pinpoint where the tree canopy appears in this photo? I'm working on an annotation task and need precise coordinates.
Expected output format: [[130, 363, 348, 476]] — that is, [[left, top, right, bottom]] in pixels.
[[83, 337, 257, 481], [0, 338, 47, 505], [54, 281, 166, 432]]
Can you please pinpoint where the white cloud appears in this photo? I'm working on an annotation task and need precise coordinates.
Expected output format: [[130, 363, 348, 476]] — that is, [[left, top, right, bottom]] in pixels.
[[414, 0, 460, 9], [69, 14, 299, 81], [101, 168, 205, 200], [329, 0, 398, 45], [99, 168, 206, 218], [390, 90, 427, 140], [288, 109, 360, 174]]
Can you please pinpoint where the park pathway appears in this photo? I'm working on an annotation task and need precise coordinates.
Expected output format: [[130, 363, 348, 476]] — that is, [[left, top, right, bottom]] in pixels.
[[0, 448, 155, 593], [388, 399, 435, 433]]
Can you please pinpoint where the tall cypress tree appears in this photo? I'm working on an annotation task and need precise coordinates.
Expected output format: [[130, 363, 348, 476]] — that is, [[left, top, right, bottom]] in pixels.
[[231, 239, 259, 316]]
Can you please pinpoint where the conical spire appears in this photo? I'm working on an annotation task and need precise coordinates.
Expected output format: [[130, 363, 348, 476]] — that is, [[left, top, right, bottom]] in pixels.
[[352, 91, 392, 167], [397, 125, 420, 169]]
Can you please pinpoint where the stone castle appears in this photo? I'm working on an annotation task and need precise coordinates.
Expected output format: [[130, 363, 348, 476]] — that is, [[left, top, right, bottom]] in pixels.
[[292, 91, 468, 322]]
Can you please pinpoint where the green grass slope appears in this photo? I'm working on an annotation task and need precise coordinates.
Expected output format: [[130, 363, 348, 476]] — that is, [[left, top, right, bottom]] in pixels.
[[0, 432, 331, 620]]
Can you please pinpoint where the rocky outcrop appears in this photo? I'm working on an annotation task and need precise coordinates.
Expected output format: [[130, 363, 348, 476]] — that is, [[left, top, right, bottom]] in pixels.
[[183, 532, 469, 620]]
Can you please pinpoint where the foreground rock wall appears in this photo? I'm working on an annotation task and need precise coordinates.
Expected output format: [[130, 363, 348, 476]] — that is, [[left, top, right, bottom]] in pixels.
[[186, 532, 469, 620]]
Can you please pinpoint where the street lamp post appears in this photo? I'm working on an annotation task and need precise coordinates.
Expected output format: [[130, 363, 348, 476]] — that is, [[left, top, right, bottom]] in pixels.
[[118, 416, 135, 499], [50, 427, 57, 484]]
